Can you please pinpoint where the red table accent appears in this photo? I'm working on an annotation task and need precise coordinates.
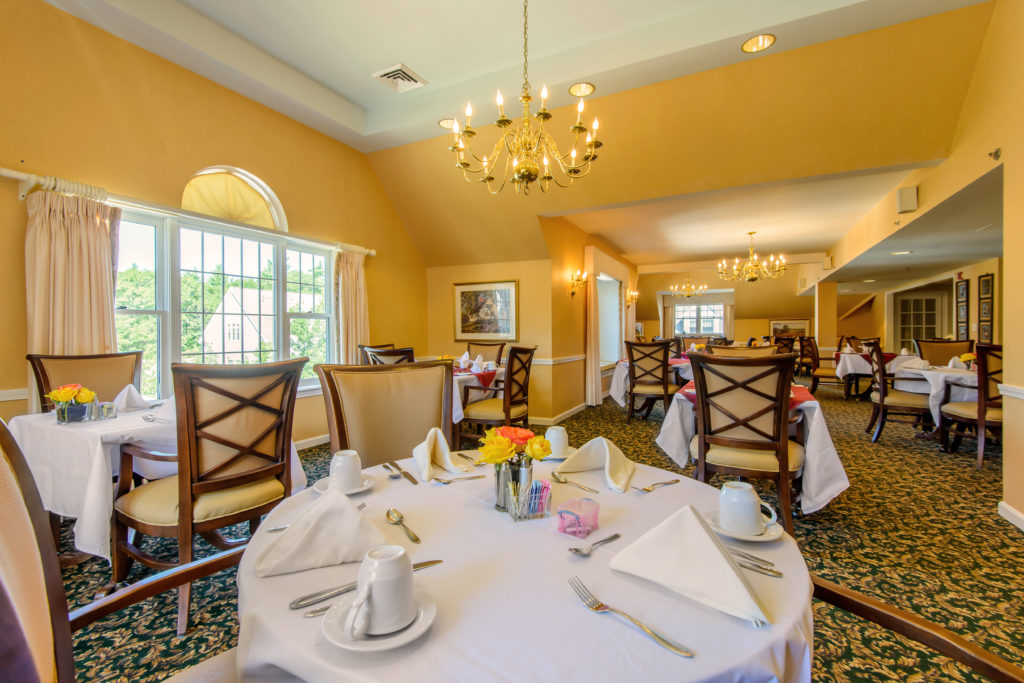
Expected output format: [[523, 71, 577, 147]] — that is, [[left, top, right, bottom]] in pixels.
[[677, 381, 814, 411], [453, 367, 496, 387], [669, 357, 689, 365]]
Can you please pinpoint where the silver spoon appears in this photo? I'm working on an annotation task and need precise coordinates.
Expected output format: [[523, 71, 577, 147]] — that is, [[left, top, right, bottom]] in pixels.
[[381, 463, 402, 479], [266, 502, 366, 532], [569, 532, 621, 557], [550, 470, 598, 494], [434, 475, 486, 485], [386, 508, 420, 543], [631, 479, 680, 493]]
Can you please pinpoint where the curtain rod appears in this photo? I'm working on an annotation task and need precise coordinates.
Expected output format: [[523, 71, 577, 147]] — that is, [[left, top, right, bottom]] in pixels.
[[0, 166, 376, 256]]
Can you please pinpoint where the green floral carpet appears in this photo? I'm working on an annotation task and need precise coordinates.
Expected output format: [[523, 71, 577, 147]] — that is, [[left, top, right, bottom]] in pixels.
[[63, 383, 1023, 681]]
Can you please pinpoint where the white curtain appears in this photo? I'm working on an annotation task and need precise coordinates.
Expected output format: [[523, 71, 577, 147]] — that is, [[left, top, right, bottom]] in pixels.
[[335, 251, 369, 365], [724, 304, 735, 339], [584, 268, 602, 406], [25, 192, 120, 410]]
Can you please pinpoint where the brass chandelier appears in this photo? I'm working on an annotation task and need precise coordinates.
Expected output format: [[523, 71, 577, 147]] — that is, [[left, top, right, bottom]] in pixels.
[[718, 232, 787, 283], [670, 274, 707, 298], [447, 0, 602, 195]]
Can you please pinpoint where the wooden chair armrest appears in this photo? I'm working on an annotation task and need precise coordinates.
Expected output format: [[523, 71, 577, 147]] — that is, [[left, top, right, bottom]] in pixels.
[[811, 575, 1024, 683], [460, 383, 502, 408], [122, 444, 178, 462], [69, 547, 244, 632]]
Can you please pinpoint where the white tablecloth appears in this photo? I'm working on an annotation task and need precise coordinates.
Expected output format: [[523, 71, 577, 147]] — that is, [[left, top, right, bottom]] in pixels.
[[8, 411, 306, 561], [609, 360, 694, 407], [236, 459, 813, 682], [835, 353, 920, 380], [655, 394, 848, 514], [451, 368, 506, 423], [894, 367, 978, 425]]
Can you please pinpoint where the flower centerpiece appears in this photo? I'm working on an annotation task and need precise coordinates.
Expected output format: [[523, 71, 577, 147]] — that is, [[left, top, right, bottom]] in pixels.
[[960, 352, 977, 370], [693, 343, 706, 352], [476, 426, 551, 511], [46, 384, 97, 424]]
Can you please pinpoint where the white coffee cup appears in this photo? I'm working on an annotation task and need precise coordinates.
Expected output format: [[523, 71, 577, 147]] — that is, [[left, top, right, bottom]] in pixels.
[[485, 360, 497, 371], [545, 426, 568, 458], [329, 450, 362, 491], [344, 545, 416, 639], [718, 482, 778, 536]]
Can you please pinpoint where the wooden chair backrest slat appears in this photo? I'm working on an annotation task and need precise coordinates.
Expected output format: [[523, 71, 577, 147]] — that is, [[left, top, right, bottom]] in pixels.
[[366, 347, 415, 365], [773, 337, 797, 354], [799, 336, 821, 370], [27, 351, 143, 412], [977, 344, 1003, 409], [503, 347, 536, 409], [358, 343, 395, 365], [625, 342, 671, 389]]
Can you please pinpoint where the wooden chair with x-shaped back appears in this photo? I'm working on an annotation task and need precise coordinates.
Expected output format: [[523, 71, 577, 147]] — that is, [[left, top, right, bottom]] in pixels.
[[624, 341, 679, 423]]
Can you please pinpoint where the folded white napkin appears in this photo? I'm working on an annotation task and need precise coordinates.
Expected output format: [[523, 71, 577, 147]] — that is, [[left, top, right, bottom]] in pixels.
[[689, 343, 698, 352], [610, 505, 770, 627], [254, 489, 385, 577], [900, 347, 910, 355], [554, 436, 635, 492], [459, 351, 471, 369], [412, 427, 469, 481], [470, 354, 486, 373], [843, 345, 855, 354], [151, 397, 176, 420], [114, 384, 149, 412], [901, 357, 930, 370], [948, 356, 966, 369]]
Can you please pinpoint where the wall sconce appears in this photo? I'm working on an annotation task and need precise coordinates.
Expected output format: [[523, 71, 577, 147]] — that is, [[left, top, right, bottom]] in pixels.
[[569, 270, 588, 297], [625, 289, 638, 308]]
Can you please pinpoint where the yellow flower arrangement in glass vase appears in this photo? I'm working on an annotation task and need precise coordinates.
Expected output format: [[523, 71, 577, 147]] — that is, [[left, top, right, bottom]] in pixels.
[[959, 352, 977, 370], [477, 426, 550, 511], [46, 383, 97, 424]]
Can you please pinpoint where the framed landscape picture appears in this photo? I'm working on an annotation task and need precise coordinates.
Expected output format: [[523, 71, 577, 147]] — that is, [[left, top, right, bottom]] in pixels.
[[769, 319, 810, 338], [979, 298, 993, 322], [957, 322, 968, 340], [957, 302, 968, 322], [978, 273, 994, 298], [453, 280, 518, 341], [956, 279, 968, 302], [980, 322, 992, 344]]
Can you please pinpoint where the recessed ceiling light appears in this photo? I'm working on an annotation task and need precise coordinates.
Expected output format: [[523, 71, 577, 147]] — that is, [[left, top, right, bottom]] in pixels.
[[889, 251, 913, 255], [741, 33, 776, 53], [863, 279, 876, 283], [568, 82, 595, 97], [438, 118, 456, 129]]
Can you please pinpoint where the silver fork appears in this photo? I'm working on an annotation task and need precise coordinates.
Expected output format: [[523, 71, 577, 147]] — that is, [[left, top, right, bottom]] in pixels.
[[568, 577, 694, 658], [433, 475, 486, 485], [631, 479, 680, 493]]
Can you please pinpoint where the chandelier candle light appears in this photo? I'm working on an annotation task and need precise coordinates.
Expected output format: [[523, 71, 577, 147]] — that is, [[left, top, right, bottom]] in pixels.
[[448, 0, 602, 195], [718, 232, 787, 283], [670, 274, 707, 299]]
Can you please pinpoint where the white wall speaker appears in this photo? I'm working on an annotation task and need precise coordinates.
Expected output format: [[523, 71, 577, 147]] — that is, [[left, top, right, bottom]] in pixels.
[[897, 186, 918, 214]]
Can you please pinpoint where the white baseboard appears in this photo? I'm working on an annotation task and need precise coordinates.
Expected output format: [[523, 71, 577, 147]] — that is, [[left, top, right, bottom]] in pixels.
[[530, 403, 587, 426], [998, 501, 1024, 533], [295, 434, 330, 451]]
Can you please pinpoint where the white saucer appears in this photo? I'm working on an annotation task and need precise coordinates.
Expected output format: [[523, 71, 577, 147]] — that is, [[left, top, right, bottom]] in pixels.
[[322, 586, 436, 652], [312, 475, 375, 496], [544, 446, 577, 462], [705, 511, 784, 543]]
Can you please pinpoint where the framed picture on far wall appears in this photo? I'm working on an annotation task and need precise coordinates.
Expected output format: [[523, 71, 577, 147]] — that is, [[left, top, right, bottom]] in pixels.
[[958, 322, 968, 340], [956, 279, 969, 302], [453, 280, 518, 341], [979, 298, 993, 322], [980, 322, 993, 344], [979, 273, 994, 298], [769, 319, 811, 338], [957, 302, 968, 322]]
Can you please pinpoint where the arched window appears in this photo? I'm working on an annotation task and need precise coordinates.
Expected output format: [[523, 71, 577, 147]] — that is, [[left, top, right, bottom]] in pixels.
[[181, 166, 288, 231]]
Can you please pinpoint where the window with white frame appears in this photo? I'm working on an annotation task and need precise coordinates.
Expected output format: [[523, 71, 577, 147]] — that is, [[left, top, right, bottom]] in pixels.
[[114, 208, 334, 397], [673, 304, 725, 337]]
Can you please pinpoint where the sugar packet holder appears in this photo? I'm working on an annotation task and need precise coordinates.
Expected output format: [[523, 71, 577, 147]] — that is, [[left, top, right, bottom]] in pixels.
[[506, 479, 552, 521]]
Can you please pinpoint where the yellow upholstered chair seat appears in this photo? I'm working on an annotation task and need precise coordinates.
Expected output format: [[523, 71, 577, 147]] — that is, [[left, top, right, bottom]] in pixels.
[[463, 399, 528, 421], [115, 475, 284, 527], [689, 436, 805, 472], [633, 383, 681, 395], [870, 390, 929, 409], [812, 367, 837, 377], [941, 402, 1002, 422]]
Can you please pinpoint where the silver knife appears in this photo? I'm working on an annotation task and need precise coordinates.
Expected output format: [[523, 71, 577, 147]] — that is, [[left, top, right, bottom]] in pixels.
[[737, 560, 783, 578], [289, 560, 443, 610], [729, 548, 775, 567], [388, 460, 419, 486]]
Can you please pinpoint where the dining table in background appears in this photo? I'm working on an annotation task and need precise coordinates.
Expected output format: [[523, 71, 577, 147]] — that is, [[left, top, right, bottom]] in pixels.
[[655, 385, 849, 514], [834, 351, 921, 382], [894, 366, 979, 425], [608, 358, 694, 408], [451, 366, 506, 423], [8, 407, 306, 561], [236, 458, 813, 682]]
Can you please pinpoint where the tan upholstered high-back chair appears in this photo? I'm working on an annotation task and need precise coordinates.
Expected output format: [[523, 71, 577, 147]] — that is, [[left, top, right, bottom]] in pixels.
[[467, 342, 506, 366], [0, 419, 243, 683], [366, 347, 416, 364], [317, 360, 454, 467], [27, 351, 143, 412], [623, 341, 678, 423], [458, 347, 536, 447], [688, 352, 802, 533], [940, 343, 1003, 467], [708, 345, 777, 357], [914, 339, 974, 366], [112, 358, 305, 635], [773, 337, 797, 354]]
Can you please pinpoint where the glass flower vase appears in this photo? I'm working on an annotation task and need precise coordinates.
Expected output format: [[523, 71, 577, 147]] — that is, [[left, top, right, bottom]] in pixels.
[[55, 402, 89, 424]]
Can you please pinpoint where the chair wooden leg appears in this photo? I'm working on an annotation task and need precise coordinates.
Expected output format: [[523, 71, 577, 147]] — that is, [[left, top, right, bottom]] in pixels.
[[112, 518, 134, 585], [939, 416, 951, 453], [977, 424, 986, 468], [177, 530, 193, 636], [950, 422, 965, 453], [810, 377, 819, 394], [866, 404, 880, 434], [778, 475, 795, 535], [642, 398, 656, 420], [871, 409, 887, 443], [249, 517, 260, 534], [843, 377, 851, 400], [626, 394, 634, 424]]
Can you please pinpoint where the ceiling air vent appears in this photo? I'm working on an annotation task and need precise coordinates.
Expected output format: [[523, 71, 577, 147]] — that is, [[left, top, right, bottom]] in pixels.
[[372, 63, 427, 93]]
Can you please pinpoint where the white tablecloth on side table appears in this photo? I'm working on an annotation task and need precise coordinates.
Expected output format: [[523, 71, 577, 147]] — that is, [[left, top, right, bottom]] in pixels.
[[8, 411, 306, 561], [609, 360, 694, 407], [236, 459, 812, 682], [835, 353, 921, 379], [451, 368, 505, 423], [655, 394, 848, 514], [894, 367, 978, 425]]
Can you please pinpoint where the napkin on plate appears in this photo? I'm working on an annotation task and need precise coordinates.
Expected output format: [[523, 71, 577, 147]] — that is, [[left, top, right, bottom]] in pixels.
[[113, 384, 149, 412], [842, 345, 855, 353], [458, 351, 471, 369], [470, 354, 486, 373], [150, 397, 177, 420], [412, 427, 470, 481], [554, 436, 635, 492], [948, 356, 967, 369], [900, 357, 930, 370], [900, 347, 910, 355], [609, 505, 770, 627], [254, 488, 385, 577]]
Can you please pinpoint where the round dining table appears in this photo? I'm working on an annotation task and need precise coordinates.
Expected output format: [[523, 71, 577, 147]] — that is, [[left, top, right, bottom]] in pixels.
[[236, 458, 813, 681]]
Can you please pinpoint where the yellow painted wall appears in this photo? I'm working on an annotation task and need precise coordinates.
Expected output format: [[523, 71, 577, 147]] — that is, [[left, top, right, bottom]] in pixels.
[[0, 1, 427, 441], [837, 295, 885, 341]]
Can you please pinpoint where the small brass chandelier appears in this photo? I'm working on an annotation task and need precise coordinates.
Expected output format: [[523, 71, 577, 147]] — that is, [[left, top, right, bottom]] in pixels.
[[670, 274, 708, 298], [447, 0, 602, 195], [718, 232, 787, 283]]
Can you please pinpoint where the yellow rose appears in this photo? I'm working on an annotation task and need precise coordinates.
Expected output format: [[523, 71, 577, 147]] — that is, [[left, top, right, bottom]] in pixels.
[[523, 435, 551, 460], [959, 352, 976, 363], [47, 387, 77, 403], [76, 388, 96, 403], [476, 428, 515, 464]]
